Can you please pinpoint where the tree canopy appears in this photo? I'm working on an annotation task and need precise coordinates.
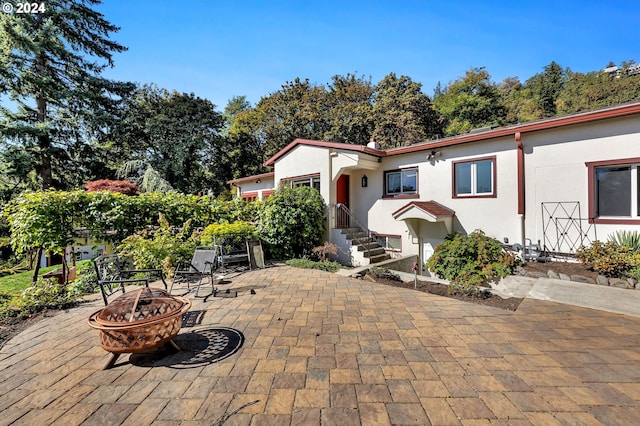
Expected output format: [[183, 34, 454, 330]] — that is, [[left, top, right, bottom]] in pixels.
[[0, 2, 638, 201], [0, 0, 135, 190]]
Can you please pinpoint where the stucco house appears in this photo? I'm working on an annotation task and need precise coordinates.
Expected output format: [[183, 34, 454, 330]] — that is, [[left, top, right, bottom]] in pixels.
[[227, 172, 275, 202], [231, 101, 640, 272]]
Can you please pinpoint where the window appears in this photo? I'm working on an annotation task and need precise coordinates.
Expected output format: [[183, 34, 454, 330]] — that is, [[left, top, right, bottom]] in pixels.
[[587, 158, 640, 223], [287, 175, 320, 191], [375, 234, 401, 251], [453, 157, 496, 198], [384, 169, 417, 197]]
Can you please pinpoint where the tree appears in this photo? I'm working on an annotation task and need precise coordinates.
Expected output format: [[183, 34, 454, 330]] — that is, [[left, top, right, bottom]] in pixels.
[[251, 78, 329, 157], [370, 73, 441, 148], [433, 68, 506, 136], [524, 61, 568, 117], [222, 97, 267, 180], [112, 85, 225, 194], [323, 73, 374, 145], [0, 0, 135, 190], [556, 63, 640, 114]]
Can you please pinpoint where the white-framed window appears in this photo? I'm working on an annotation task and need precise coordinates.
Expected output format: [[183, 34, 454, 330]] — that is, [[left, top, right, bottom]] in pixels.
[[289, 175, 320, 191], [385, 169, 417, 196], [375, 234, 402, 251], [453, 157, 496, 197]]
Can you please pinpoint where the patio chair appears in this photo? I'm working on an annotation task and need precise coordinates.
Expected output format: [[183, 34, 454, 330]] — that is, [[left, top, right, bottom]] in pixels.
[[214, 236, 250, 273], [93, 254, 168, 306], [170, 246, 223, 297]]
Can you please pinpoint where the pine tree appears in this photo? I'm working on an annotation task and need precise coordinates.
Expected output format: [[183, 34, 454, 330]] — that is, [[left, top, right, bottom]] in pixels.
[[0, 0, 134, 189]]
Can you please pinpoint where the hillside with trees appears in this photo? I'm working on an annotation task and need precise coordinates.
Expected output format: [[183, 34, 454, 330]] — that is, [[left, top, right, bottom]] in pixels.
[[1, 2, 639, 200]]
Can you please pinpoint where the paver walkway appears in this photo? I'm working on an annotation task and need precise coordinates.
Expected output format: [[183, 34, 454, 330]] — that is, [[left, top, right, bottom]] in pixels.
[[2, 266, 640, 425]]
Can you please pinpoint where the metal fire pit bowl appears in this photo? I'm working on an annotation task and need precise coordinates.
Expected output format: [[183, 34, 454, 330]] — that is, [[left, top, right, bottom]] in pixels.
[[88, 287, 191, 369]]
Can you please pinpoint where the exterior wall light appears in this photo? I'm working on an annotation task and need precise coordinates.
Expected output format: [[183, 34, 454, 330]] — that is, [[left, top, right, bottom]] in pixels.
[[361, 175, 368, 187]]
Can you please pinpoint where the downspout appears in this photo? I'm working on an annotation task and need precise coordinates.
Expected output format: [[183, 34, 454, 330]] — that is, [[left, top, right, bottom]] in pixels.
[[515, 132, 526, 256], [327, 150, 334, 240]]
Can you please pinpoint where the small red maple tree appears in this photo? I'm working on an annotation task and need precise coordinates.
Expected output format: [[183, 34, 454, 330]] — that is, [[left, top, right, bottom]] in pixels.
[[84, 179, 139, 195]]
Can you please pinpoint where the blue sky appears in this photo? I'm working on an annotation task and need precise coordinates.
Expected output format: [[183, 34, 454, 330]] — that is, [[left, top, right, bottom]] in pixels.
[[97, 0, 640, 111]]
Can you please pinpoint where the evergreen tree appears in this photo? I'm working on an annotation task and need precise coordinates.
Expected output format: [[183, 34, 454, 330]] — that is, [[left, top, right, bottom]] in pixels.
[[0, 0, 134, 189]]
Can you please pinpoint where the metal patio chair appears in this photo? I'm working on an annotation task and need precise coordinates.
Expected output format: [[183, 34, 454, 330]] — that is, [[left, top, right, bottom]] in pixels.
[[93, 254, 168, 306], [170, 246, 223, 297]]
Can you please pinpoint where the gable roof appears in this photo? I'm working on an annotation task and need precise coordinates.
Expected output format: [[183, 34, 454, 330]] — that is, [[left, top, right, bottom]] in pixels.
[[262, 102, 640, 166], [227, 172, 274, 185], [392, 201, 455, 220], [264, 138, 385, 167]]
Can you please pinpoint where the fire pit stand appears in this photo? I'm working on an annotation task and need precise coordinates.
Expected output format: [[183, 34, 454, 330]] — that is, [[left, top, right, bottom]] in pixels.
[[88, 288, 191, 369]]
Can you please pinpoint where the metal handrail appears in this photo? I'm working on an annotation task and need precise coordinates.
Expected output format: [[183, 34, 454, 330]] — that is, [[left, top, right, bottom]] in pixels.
[[335, 203, 373, 260]]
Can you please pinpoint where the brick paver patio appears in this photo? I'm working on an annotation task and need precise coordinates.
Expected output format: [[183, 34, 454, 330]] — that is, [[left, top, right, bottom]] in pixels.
[[2, 265, 640, 425]]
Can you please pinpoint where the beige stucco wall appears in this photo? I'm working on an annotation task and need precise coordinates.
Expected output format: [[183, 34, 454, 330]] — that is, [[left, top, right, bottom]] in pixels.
[[270, 113, 640, 263], [522, 115, 640, 250], [236, 178, 275, 194]]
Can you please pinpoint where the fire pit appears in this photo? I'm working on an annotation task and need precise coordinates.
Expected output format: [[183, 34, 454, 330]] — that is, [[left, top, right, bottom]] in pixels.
[[87, 287, 191, 369]]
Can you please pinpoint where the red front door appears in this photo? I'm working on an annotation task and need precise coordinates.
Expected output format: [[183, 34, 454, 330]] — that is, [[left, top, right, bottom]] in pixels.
[[336, 175, 350, 228]]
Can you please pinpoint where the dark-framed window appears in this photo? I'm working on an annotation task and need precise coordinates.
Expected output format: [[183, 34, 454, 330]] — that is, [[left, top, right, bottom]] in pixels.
[[587, 157, 640, 224], [452, 156, 496, 198], [384, 168, 418, 197]]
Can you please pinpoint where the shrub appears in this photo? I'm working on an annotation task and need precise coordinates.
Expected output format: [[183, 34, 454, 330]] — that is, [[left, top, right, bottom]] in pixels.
[[117, 214, 200, 278], [257, 186, 326, 259], [201, 221, 256, 246], [576, 240, 640, 277], [66, 262, 99, 297], [285, 258, 342, 273], [367, 266, 401, 282], [608, 230, 640, 252], [84, 179, 139, 195], [312, 242, 338, 262], [0, 278, 79, 320], [426, 230, 517, 296]]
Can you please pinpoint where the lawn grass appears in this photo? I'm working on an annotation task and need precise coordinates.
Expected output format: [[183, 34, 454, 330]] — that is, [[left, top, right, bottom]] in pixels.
[[0, 260, 91, 295]]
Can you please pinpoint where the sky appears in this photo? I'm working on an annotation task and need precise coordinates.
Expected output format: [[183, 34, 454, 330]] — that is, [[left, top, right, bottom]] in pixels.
[[96, 0, 640, 111]]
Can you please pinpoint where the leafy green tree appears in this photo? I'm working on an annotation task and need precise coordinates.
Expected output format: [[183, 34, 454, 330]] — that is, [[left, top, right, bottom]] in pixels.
[[323, 73, 374, 145], [557, 68, 640, 114], [433, 68, 506, 136], [112, 85, 225, 194], [222, 97, 267, 180], [257, 186, 326, 259], [0, 0, 135, 189], [371, 73, 441, 148], [251, 78, 329, 157]]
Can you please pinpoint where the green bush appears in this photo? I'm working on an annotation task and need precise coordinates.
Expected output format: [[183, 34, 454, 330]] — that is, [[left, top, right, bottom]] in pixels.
[[0, 278, 79, 320], [200, 221, 256, 247], [576, 240, 640, 278], [367, 266, 401, 281], [608, 230, 640, 252], [117, 214, 200, 278], [426, 230, 517, 296], [285, 258, 342, 273], [257, 186, 326, 259], [66, 262, 98, 297]]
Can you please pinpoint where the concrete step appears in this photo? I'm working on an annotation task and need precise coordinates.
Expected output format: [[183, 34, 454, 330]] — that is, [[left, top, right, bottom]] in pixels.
[[361, 247, 386, 257], [368, 253, 391, 264], [355, 240, 380, 249], [345, 232, 370, 241]]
